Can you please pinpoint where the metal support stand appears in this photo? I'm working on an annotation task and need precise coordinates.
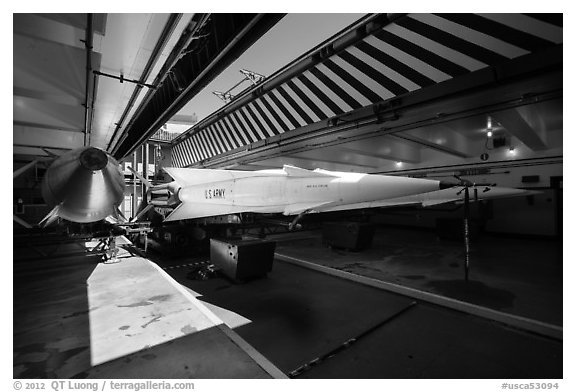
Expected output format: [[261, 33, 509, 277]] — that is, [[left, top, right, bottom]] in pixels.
[[288, 211, 307, 231], [463, 187, 470, 282]]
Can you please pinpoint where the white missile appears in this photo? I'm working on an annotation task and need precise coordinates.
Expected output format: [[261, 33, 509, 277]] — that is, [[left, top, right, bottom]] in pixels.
[[161, 165, 457, 222]]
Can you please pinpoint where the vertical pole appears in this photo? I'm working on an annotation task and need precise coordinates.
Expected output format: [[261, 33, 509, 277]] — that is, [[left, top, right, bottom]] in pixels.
[[132, 152, 137, 219], [464, 187, 470, 282], [142, 143, 148, 199]]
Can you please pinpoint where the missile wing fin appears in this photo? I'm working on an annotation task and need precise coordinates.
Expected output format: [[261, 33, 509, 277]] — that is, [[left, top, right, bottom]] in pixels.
[[283, 165, 337, 178], [283, 201, 335, 215], [164, 203, 247, 222]]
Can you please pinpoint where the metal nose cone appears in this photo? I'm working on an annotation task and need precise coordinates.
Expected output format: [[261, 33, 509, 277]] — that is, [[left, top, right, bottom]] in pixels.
[[80, 147, 108, 171]]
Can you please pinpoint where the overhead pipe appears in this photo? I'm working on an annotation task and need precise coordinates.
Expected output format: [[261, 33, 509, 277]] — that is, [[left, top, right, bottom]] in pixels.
[[111, 14, 212, 157], [106, 13, 183, 152]]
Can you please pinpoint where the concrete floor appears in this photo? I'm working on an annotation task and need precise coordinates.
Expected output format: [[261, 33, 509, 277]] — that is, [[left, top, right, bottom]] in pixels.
[[13, 236, 281, 379], [159, 252, 562, 378], [274, 226, 562, 326], [13, 227, 563, 379]]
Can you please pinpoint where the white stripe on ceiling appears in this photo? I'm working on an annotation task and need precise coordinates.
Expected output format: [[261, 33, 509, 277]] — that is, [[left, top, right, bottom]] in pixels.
[[240, 106, 266, 140], [291, 77, 336, 118], [205, 129, 221, 155], [173, 144, 181, 167], [217, 120, 238, 149], [201, 128, 217, 156], [330, 53, 397, 99], [363, 35, 451, 84], [189, 136, 202, 161], [262, 94, 292, 133], [247, 102, 275, 137], [198, 132, 213, 158], [178, 143, 186, 166], [281, 83, 322, 123], [478, 13, 562, 43], [272, 89, 307, 127], [303, 69, 353, 113], [227, 113, 247, 144], [386, 23, 487, 72], [234, 109, 259, 142], [214, 121, 235, 151], [316, 62, 373, 107], [192, 135, 205, 161], [345, 46, 421, 92], [208, 125, 226, 153], [186, 138, 198, 163], [213, 123, 231, 151], [179, 140, 188, 166], [255, 97, 286, 135], [220, 119, 241, 148], [412, 14, 529, 59], [223, 117, 244, 146]]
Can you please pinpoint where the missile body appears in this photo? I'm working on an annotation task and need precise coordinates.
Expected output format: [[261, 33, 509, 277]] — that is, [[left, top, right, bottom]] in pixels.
[[163, 165, 449, 222], [41, 147, 125, 223]]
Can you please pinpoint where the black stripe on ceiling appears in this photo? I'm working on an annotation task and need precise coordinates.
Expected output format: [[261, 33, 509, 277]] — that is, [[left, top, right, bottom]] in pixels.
[[297, 74, 344, 116], [286, 80, 327, 120], [201, 130, 217, 156], [230, 111, 256, 144], [181, 140, 190, 164], [243, 104, 269, 138], [196, 135, 209, 160], [525, 13, 562, 27], [309, 66, 362, 110], [195, 133, 210, 158], [215, 120, 235, 149], [337, 51, 409, 97], [179, 140, 188, 165], [373, 29, 469, 77], [260, 95, 291, 133], [173, 144, 181, 167], [355, 41, 435, 88], [188, 138, 199, 163], [267, 91, 302, 129], [252, 100, 281, 136], [276, 85, 313, 124], [190, 136, 203, 161], [208, 126, 224, 154], [437, 13, 559, 52], [201, 131, 216, 157], [322, 58, 384, 103], [239, 107, 263, 142], [233, 110, 258, 143], [223, 116, 249, 146], [396, 16, 510, 66]]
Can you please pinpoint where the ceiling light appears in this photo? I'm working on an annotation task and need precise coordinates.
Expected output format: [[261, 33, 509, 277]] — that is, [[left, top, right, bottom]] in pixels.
[[508, 148, 516, 156], [487, 131, 493, 138], [395, 161, 403, 167]]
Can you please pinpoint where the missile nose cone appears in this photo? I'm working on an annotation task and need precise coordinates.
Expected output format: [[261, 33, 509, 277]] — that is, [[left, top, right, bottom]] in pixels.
[[439, 181, 455, 190], [80, 147, 108, 171]]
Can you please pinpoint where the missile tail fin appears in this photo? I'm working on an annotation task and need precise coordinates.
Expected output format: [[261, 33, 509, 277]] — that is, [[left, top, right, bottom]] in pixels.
[[39, 205, 61, 227]]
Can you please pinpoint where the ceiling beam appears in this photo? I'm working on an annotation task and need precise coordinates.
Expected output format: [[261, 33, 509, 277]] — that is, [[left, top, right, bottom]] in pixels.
[[492, 108, 548, 151], [389, 133, 472, 158], [111, 13, 286, 160]]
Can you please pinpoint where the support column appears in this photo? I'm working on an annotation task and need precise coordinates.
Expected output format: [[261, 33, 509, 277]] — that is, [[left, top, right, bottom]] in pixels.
[[132, 152, 137, 219]]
